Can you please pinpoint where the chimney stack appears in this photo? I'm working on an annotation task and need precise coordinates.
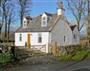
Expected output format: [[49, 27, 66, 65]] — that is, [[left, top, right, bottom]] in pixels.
[[57, 1, 65, 16]]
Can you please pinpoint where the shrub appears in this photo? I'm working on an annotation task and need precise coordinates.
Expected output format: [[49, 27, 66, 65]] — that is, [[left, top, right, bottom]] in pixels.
[[72, 50, 88, 61], [87, 51, 90, 58], [60, 54, 72, 61], [0, 53, 11, 64]]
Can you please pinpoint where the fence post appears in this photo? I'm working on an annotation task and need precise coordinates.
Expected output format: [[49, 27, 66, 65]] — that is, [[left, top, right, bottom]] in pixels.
[[52, 42, 57, 56]]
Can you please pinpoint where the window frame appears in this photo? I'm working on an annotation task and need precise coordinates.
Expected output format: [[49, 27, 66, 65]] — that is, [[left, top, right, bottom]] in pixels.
[[43, 17, 46, 20], [19, 34, 22, 41], [73, 34, 76, 39], [41, 16, 47, 27], [64, 36, 66, 42], [38, 33, 42, 43]]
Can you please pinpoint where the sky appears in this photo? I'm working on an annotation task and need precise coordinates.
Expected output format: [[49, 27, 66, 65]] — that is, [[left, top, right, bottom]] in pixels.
[[30, 0, 74, 21], [13, 0, 75, 28], [11, 0, 86, 35]]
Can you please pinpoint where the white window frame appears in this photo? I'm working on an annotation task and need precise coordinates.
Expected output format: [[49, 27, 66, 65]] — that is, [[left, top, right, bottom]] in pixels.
[[19, 34, 22, 41], [38, 33, 42, 43], [41, 17, 47, 27]]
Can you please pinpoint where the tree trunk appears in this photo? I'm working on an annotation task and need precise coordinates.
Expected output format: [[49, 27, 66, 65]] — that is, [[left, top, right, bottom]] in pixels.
[[87, 0, 90, 39], [77, 20, 80, 31], [20, 12, 23, 27], [7, 23, 10, 41], [4, 16, 7, 38]]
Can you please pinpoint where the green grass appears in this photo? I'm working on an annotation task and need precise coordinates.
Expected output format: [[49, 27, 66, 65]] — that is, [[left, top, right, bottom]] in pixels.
[[60, 54, 72, 61], [72, 50, 88, 61], [59, 50, 89, 61], [87, 51, 90, 58], [0, 53, 11, 64]]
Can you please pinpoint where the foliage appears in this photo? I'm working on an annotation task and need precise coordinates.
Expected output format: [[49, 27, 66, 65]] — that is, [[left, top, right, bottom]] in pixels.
[[0, 53, 11, 64], [58, 45, 89, 61], [72, 50, 88, 61], [60, 54, 72, 61], [87, 50, 90, 58], [59, 50, 88, 61]]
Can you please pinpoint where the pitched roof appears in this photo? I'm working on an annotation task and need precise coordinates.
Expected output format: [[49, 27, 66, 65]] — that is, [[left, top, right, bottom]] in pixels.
[[25, 16, 32, 20], [16, 13, 61, 32], [70, 25, 77, 31], [16, 12, 76, 32], [44, 12, 53, 16]]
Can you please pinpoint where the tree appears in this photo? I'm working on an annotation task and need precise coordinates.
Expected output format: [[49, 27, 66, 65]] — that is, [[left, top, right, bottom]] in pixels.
[[66, 0, 87, 31], [17, 0, 32, 26], [0, 0, 5, 36], [0, 0, 14, 40], [7, 3, 14, 41], [87, 0, 90, 39], [1, 0, 8, 38]]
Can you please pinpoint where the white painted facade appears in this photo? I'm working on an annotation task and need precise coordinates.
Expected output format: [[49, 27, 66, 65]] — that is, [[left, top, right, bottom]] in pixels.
[[51, 19, 80, 46], [15, 32, 50, 53], [51, 19, 73, 46], [15, 7, 80, 53], [72, 27, 80, 45], [41, 13, 48, 27], [23, 17, 27, 28]]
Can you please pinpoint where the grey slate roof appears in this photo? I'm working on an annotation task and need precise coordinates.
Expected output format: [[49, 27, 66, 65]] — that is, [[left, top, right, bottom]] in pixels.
[[16, 12, 76, 32]]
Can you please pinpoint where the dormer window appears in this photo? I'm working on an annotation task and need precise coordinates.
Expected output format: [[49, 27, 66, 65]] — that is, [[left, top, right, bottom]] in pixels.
[[23, 20, 26, 25], [41, 16, 47, 27], [23, 20, 28, 28], [43, 17, 46, 20], [23, 17, 32, 28]]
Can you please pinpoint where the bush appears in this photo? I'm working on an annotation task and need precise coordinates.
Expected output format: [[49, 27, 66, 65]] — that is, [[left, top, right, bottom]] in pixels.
[[59, 49, 89, 61], [87, 51, 90, 58], [0, 53, 11, 64], [60, 54, 72, 61], [72, 50, 88, 61]]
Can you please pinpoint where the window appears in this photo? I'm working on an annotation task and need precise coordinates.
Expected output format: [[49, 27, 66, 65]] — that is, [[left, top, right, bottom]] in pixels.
[[24, 24, 26, 26], [42, 21, 47, 26], [43, 17, 46, 20], [41, 16, 47, 27], [38, 33, 42, 43], [19, 34, 22, 41], [27, 20, 29, 24], [74, 34, 76, 39], [64, 36, 66, 42], [24, 21, 26, 23], [23, 21, 28, 28]]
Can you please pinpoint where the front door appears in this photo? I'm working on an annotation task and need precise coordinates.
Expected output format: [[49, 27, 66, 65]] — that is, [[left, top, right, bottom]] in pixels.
[[27, 33, 30, 48]]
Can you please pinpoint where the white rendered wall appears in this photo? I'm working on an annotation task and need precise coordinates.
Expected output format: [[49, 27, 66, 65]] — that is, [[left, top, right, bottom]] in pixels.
[[15, 32, 50, 53]]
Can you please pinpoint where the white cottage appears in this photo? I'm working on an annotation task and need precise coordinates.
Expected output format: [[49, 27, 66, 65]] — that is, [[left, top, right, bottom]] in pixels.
[[15, 2, 80, 53]]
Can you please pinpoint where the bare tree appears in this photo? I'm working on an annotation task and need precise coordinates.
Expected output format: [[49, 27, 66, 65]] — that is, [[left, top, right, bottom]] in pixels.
[[1, 0, 8, 38], [7, 3, 14, 41], [0, 0, 14, 40], [66, 0, 87, 31], [17, 0, 32, 26], [87, 0, 90, 39]]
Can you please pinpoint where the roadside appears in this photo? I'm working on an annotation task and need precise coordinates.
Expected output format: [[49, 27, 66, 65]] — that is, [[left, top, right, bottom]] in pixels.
[[2, 56, 90, 71], [0, 46, 90, 71]]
